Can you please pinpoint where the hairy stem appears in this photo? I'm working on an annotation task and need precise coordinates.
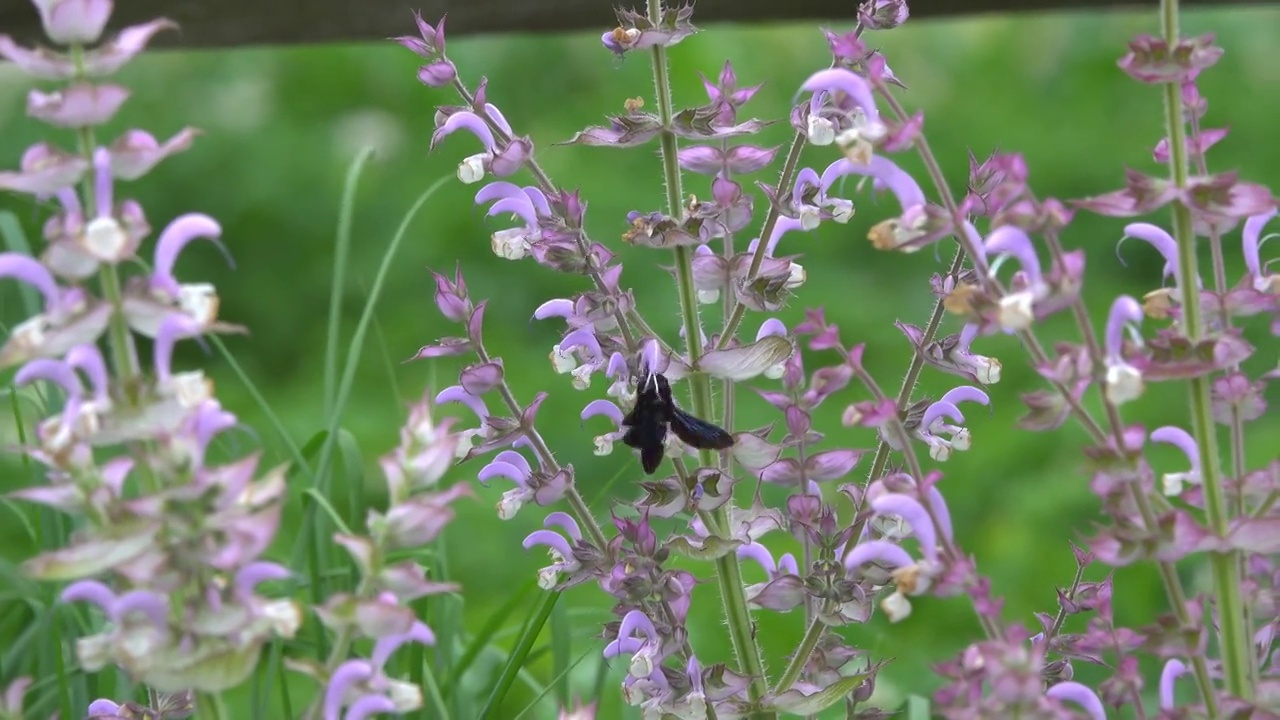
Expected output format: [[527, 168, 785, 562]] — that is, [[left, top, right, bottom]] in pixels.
[[773, 613, 826, 696], [70, 45, 141, 399], [718, 133, 807, 349], [1158, 0, 1254, 698], [476, 343, 610, 551], [645, 0, 770, 711]]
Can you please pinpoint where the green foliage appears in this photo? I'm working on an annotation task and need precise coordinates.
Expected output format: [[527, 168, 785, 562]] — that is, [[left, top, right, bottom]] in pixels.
[[1, 6, 1279, 718]]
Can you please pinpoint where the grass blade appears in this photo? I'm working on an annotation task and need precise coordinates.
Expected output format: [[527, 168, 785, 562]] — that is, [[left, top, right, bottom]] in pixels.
[[444, 579, 536, 698], [323, 147, 375, 416], [478, 589, 560, 720]]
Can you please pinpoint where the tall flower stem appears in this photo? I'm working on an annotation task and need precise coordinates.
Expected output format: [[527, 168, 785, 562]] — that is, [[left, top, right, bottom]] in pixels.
[[774, 613, 825, 696], [645, 0, 770, 712], [1158, 0, 1254, 698], [69, 45, 142, 397]]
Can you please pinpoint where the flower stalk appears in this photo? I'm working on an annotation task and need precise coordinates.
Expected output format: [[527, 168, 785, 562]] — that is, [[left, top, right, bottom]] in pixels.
[[1158, 0, 1254, 698]]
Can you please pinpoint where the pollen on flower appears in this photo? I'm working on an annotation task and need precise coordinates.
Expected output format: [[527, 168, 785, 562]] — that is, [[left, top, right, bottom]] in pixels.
[[997, 291, 1035, 330], [798, 205, 821, 230], [10, 315, 50, 353], [927, 437, 953, 462], [696, 288, 720, 305], [785, 261, 806, 289], [868, 216, 925, 252], [1142, 288, 1175, 319], [82, 216, 127, 261], [570, 364, 593, 390], [457, 153, 487, 184], [623, 96, 645, 112], [549, 344, 577, 374], [497, 489, 525, 520], [262, 599, 303, 636], [830, 200, 855, 224], [629, 649, 654, 679], [167, 371, 215, 408], [949, 427, 972, 452], [385, 680, 424, 713], [835, 128, 873, 165], [1104, 362, 1145, 405], [593, 434, 614, 456], [178, 284, 219, 325], [1161, 470, 1201, 496], [975, 356, 1002, 384], [491, 228, 530, 260], [841, 404, 862, 426], [454, 430, 475, 459], [537, 565, 561, 590], [807, 115, 836, 146], [880, 589, 912, 622]]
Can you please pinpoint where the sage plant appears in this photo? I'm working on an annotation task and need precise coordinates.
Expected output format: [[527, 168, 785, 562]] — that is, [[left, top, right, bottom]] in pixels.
[[0, 2, 468, 719], [401, 0, 1278, 717]]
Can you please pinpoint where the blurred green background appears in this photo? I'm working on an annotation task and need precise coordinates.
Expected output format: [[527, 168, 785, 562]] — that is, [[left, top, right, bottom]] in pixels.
[[2, 4, 1279, 718]]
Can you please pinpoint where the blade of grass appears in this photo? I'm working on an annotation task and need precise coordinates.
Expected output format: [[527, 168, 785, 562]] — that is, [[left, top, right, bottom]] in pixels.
[[336, 428, 367, 540], [302, 176, 448, 583], [550, 600, 571, 707], [478, 589, 560, 720], [514, 647, 595, 720], [444, 579, 536, 698], [419, 654, 452, 720], [323, 147, 375, 416]]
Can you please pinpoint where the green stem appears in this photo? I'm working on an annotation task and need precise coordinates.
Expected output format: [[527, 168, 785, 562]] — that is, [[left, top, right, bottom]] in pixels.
[[69, 45, 142, 397], [1158, 0, 1253, 698], [644, 0, 770, 712], [198, 693, 229, 720], [773, 614, 825, 696]]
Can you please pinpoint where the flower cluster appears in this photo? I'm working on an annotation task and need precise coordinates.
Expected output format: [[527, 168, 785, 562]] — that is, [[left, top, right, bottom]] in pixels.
[[1, 0, 300, 706], [398, 0, 1279, 716]]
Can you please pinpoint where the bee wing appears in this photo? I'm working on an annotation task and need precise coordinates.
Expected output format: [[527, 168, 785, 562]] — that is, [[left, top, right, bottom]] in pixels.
[[669, 407, 734, 450]]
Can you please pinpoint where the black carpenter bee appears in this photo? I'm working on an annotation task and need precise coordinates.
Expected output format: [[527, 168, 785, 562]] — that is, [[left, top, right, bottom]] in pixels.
[[621, 371, 734, 474]]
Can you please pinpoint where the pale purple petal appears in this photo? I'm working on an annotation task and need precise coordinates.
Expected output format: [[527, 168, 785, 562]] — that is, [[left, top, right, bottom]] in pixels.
[[0, 253, 60, 310], [111, 589, 169, 630], [523, 529, 574, 558], [1122, 223, 1181, 285], [843, 539, 914, 572], [559, 328, 603, 360], [820, 156, 923, 210], [344, 697, 397, 720], [1159, 659, 1187, 710], [430, 111, 496, 152], [60, 579, 116, 611], [92, 147, 112, 218], [800, 68, 880, 125], [737, 543, 777, 574], [15, 357, 82, 395], [65, 344, 110, 404], [1242, 209, 1277, 283], [434, 385, 490, 422], [984, 225, 1043, 287], [154, 313, 203, 382], [580, 399, 623, 426], [492, 450, 532, 476], [1044, 681, 1107, 720], [235, 561, 291, 598], [323, 661, 375, 720], [478, 460, 528, 488], [533, 298, 574, 321], [763, 215, 806, 256], [151, 213, 225, 298], [543, 511, 581, 541], [1105, 295, 1144, 359], [1150, 426, 1201, 474], [755, 319, 788, 341], [871, 494, 939, 564]]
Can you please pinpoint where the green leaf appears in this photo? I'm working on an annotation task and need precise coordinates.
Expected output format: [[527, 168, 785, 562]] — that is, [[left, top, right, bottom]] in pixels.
[[666, 534, 743, 560], [765, 670, 872, 715], [478, 589, 560, 719]]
